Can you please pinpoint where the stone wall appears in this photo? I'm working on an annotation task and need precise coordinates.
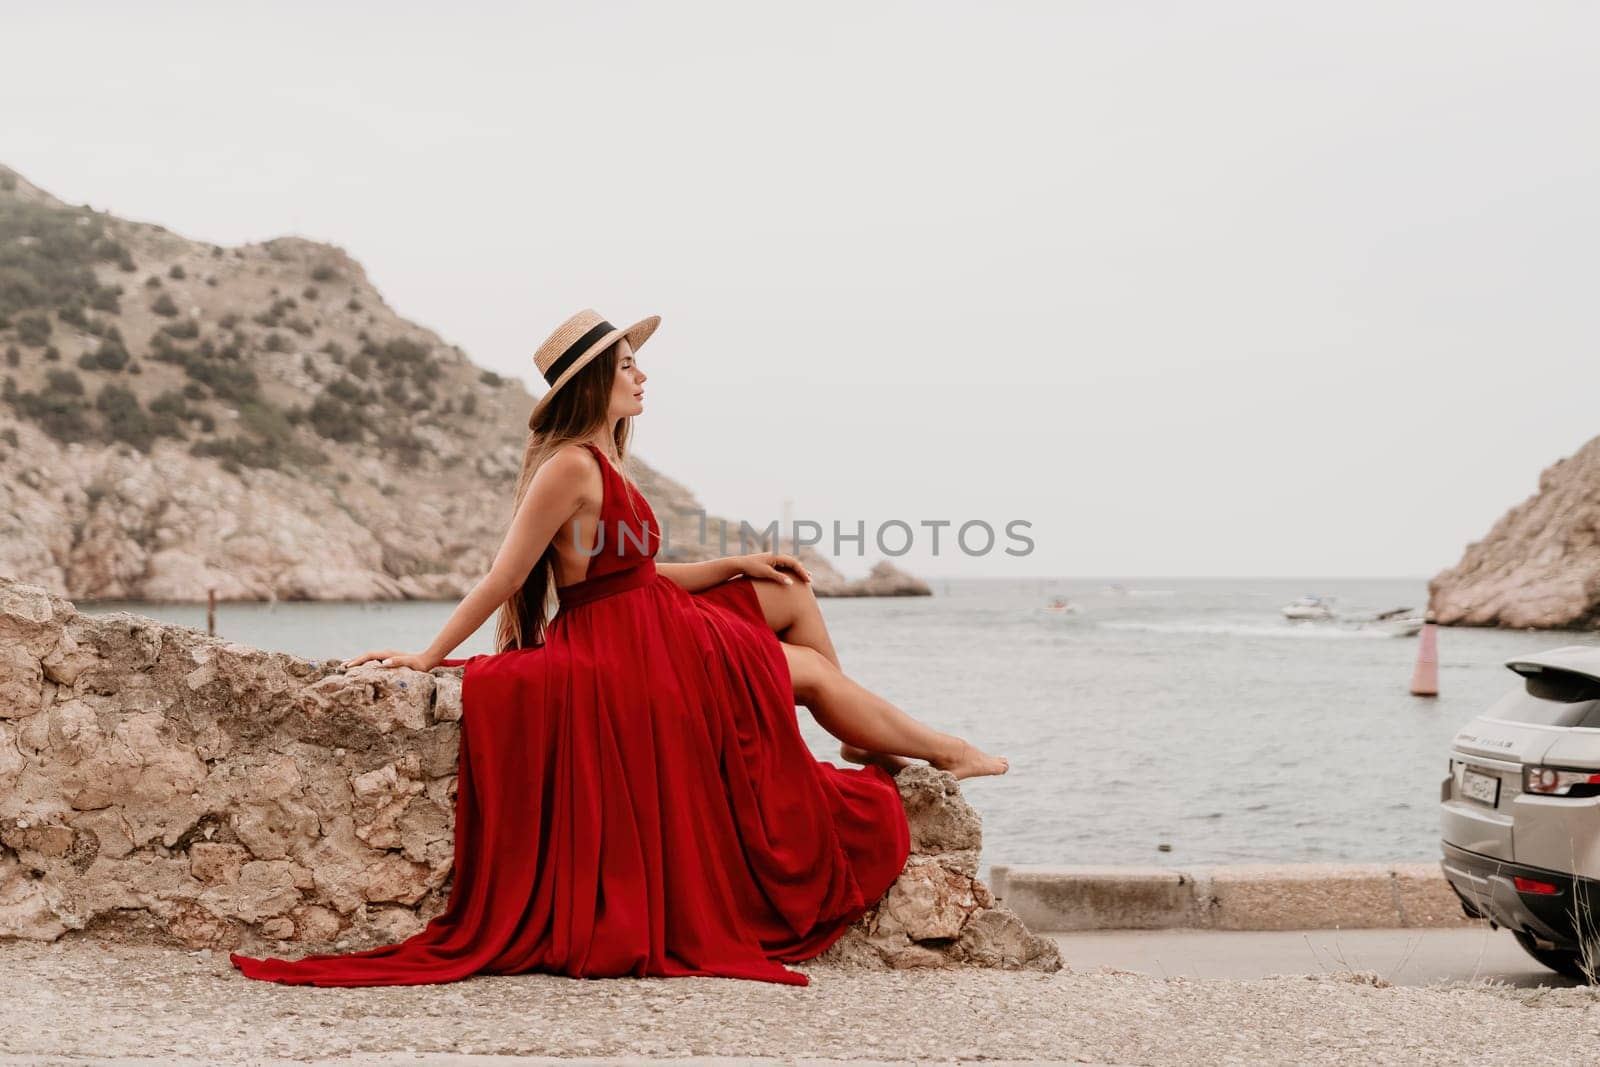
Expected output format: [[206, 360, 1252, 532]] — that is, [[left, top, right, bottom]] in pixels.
[[0, 575, 1058, 973]]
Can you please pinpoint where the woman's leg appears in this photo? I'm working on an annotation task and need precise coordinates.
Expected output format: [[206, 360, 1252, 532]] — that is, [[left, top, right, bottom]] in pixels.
[[749, 575, 842, 667], [748, 577, 1007, 779], [781, 642, 1008, 780], [747, 576, 898, 768]]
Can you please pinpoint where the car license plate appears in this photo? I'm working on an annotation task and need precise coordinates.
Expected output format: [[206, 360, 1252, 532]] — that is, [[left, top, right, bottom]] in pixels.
[[1462, 767, 1500, 806]]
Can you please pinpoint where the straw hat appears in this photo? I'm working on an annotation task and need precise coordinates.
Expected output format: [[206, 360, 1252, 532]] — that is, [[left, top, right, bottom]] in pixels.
[[527, 308, 660, 428]]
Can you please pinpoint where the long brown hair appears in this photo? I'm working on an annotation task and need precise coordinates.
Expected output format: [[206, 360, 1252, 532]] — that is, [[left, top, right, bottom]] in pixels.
[[493, 340, 633, 652]]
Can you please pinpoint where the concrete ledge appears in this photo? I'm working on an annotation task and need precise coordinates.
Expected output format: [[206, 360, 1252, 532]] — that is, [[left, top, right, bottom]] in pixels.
[[988, 862, 1480, 933]]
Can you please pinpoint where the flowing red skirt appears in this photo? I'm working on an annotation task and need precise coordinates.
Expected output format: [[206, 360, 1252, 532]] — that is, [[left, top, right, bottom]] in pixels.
[[229, 572, 910, 986]]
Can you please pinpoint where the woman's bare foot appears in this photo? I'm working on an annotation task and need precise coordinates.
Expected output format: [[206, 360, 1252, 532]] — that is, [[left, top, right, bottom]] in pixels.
[[839, 742, 913, 775], [930, 738, 1010, 780]]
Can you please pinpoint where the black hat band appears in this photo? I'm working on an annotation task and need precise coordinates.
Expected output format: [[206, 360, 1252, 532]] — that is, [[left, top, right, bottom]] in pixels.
[[543, 321, 616, 386]]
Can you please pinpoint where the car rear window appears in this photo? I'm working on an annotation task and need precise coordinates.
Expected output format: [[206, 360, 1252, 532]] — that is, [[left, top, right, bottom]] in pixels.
[[1488, 671, 1600, 727]]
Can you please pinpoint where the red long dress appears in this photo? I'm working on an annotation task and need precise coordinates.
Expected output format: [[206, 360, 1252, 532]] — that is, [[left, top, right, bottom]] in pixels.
[[229, 442, 910, 987]]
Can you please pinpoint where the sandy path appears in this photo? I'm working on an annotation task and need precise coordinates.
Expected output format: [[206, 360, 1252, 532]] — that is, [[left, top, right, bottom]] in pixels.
[[1, 940, 1597, 1065]]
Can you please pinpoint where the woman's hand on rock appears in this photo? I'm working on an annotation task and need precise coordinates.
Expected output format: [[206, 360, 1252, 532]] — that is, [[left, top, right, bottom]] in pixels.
[[342, 650, 440, 671], [736, 551, 811, 586]]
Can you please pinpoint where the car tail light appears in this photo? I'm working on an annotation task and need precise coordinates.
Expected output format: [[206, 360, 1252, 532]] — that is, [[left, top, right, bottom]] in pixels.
[[1523, 765, 1600, 797], [1514, 876, 1560, 895]]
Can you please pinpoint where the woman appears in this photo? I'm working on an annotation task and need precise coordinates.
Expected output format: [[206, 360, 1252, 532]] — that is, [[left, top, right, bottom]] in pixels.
[[229, 308, 1007, 989]]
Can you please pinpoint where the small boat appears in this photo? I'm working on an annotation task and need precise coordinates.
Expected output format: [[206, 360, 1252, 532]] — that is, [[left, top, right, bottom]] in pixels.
[[1042, 596, 1079, 615], [1362, 607, 1426, 638], [1282, 594, 1338, 620]]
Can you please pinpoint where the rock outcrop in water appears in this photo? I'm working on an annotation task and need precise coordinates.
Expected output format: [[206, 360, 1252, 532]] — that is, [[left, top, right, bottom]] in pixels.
[[812, 560, 933, 598], [0, 575, 1057, 972], [1430, 435, 1600, 629], [0, 162, 923, 602]]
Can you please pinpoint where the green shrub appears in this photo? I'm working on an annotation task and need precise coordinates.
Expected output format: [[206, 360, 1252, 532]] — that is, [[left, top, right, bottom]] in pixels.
[[150, 293, 179, 317], [182, 353, 257, 402], [302, 286, 319, 301], [96, 383, 157, 451], [145, 275, 162, 289], [145, 331, 186, 364], [57, 302, 88, 328], [88, 286, 121, 313], [147, 332, 257, 403], [88, 335, 130, 371], [324, 376, 365, 404], [311, 264, 339, 282], [17, 313, 50, 347], [47, 369, 84, 395], [346, 298, 361, 312], [479, 369, 502, 387], [151, 389, 189, 417], [308, 395, 365, 442], [188, 435, 268, 471], [168, 264, 186, 280], [375, 424, 427, 467], [7, 368, 92, 442], [357, 336, 442, 397], [160, 318, 200, 340], [232, 399, 325, 467], [239, 398, 293, 442], [286, 316, 313, 336], [263, 332, 290, 353], [4, 345, 17, 367], [0, 198, 134, 316], [218, 311, 240, 329], [42, 345, 59, 362], [461, 394, 477, 417]]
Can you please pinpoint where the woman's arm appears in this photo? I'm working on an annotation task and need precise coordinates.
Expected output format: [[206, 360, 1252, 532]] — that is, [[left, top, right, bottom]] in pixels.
[[658, 551, 812, 594], [656, 558, 744, 594], [344, 446, 591, 670]]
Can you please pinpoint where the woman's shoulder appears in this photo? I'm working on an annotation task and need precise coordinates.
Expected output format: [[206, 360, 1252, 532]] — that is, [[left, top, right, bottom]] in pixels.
[[547, 441, 599, 474], [528, 443, 600, 500]]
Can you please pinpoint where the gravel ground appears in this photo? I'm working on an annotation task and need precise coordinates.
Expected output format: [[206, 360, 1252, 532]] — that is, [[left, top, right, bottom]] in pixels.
[[2, 939, 1599, 1065]]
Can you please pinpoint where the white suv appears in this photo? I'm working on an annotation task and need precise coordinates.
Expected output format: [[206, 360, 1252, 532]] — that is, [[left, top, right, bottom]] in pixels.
[[1440, 645, 1600, 982]]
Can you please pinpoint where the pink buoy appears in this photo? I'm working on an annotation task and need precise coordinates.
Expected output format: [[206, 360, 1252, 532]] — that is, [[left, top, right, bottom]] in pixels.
[[1410, 613, 1439, 697]]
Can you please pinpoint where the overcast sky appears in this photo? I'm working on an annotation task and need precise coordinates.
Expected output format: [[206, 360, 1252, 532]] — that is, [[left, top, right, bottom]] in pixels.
[[6, 2, 1597, 578]]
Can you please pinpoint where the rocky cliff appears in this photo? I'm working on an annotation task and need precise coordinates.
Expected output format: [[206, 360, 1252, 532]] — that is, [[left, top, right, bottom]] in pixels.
[[0, 574, 1058, 973], [0, 163, 925, 601], [1430, 436, 1600, 629]]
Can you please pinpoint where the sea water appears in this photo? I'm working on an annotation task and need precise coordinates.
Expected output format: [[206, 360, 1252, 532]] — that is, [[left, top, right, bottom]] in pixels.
[[82, 577, 1590, 879]]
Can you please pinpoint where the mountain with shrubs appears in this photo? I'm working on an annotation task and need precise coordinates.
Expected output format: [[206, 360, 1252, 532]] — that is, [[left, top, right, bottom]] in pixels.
[[0, 164, 927, 602]]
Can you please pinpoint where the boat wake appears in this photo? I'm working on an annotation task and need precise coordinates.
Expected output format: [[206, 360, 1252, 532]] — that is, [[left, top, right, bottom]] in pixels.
[[1097, 619, 1397, 640]]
